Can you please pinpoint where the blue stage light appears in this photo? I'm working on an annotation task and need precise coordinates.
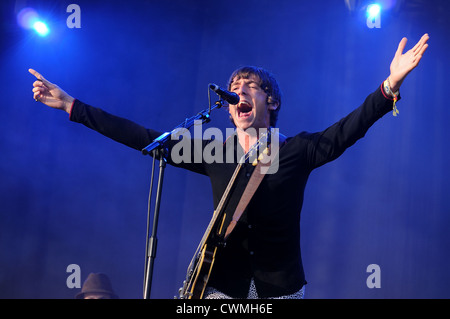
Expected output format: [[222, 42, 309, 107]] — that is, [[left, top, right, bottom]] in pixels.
[[367, 4, 381, 19], [33, 21, 50, 37], [17, 7, 50, 37]]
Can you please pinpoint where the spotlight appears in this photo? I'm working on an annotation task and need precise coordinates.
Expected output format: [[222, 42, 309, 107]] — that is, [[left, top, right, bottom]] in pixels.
[[17, 7, 50, 37], [367, 3, 381, 19], [366, 3, 381, 28], [33, 21, 50, 37]]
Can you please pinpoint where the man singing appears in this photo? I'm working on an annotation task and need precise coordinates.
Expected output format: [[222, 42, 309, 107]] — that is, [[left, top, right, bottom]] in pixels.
[[29, 34, 429, 299]]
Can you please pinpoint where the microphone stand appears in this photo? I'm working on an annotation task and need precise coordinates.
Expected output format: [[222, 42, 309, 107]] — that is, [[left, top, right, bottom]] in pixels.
[[141, 100, 224, 299]]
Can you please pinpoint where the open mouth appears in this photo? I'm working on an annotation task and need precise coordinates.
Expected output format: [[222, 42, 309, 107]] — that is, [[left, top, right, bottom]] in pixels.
[[237, 101, 253, 118]]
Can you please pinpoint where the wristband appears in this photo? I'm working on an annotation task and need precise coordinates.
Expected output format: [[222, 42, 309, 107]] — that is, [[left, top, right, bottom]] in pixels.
[[383, 78, 400, 116]]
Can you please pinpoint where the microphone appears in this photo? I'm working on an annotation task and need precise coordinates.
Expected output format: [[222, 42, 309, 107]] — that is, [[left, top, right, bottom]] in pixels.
[[209, 83, 240, 105]]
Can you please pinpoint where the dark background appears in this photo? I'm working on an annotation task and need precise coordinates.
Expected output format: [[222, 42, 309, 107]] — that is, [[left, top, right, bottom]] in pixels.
[[1, 0, 449, 298]]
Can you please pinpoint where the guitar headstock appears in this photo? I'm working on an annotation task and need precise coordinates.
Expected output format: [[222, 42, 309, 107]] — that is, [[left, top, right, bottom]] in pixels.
[[240, 129, 272, 166]]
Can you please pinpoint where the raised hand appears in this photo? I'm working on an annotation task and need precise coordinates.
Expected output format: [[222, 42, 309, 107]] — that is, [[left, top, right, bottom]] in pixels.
[[388, 33, 429, 92], [29, 68, 75, 114]]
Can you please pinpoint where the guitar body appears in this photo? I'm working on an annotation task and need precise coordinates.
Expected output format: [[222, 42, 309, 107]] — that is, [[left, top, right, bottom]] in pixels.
[[187, 244, 217, 299], [179, 212, 227, 299]]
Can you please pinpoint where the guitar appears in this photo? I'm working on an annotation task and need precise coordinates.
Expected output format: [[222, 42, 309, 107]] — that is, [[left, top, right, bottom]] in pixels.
[[177, 130, 273, 299]]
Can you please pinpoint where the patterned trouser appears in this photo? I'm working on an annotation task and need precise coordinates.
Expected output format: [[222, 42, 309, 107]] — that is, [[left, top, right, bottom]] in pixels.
[[204, 278, 305, 299]]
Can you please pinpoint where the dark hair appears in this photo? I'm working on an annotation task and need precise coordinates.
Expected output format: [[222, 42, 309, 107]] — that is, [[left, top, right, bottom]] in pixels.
[[227, 66, 282, 127]]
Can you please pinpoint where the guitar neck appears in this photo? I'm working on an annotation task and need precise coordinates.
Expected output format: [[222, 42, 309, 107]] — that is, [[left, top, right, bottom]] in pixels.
[[191, 162, 243, 255]]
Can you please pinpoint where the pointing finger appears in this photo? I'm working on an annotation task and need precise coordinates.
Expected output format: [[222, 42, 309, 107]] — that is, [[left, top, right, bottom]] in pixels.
[[28, 68, 54, 89], [29, 68, 42, 80]]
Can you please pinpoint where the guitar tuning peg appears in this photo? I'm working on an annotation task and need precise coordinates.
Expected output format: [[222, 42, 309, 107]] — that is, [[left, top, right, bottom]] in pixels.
[[252, 158, 258, 166], [258, 153, 264, 161], [263, 147, 269, 155]]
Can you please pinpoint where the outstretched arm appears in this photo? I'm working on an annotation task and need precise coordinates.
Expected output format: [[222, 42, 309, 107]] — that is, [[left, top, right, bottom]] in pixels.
[[388, 33, 429, 92], [307, 34, 430, 169], [29, 68, 75, 114]]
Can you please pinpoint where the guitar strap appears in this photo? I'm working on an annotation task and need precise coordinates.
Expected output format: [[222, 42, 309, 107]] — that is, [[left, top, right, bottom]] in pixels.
[[224, 133, 286, 239]]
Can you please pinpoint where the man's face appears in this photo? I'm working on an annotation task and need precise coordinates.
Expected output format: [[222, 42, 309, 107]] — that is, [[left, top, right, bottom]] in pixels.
[[228, 74, 277, 131]]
